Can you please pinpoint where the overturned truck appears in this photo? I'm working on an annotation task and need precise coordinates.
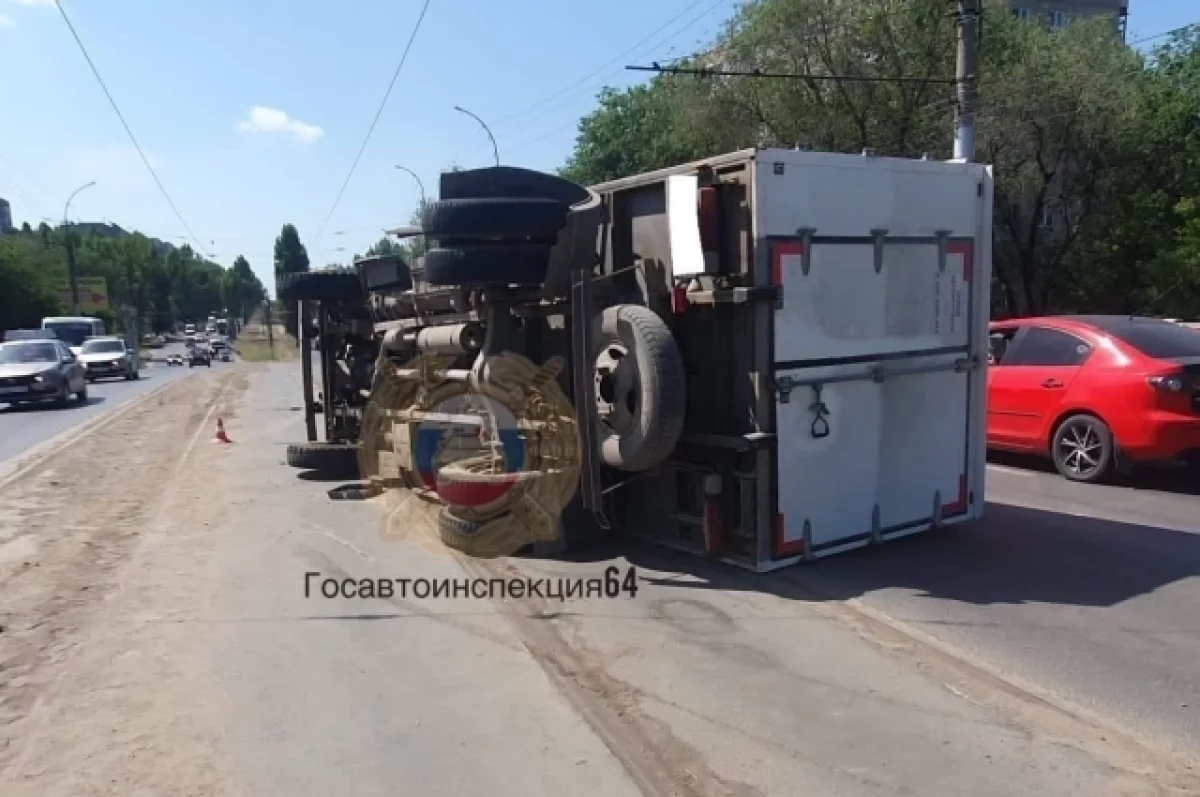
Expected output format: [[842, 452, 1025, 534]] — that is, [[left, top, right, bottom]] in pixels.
[[282, 148, 995, 571]]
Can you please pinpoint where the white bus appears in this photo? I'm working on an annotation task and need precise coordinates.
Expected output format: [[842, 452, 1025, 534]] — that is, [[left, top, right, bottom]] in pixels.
[[42, 316, 106, 354]]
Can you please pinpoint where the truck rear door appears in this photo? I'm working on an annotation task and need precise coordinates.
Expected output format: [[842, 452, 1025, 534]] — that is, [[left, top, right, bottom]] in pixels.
[[757, 151, 991, 561]]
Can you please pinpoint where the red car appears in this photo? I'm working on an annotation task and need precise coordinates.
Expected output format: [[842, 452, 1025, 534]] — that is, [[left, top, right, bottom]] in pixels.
[[987, 315, 1200, 481]]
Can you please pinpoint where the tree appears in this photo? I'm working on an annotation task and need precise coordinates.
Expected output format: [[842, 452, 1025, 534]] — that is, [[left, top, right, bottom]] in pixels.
[[20, 221, 31, 234], [558, 0, 1200, 319], [273, 223, 310, 338], [223, 255, 266, 324]]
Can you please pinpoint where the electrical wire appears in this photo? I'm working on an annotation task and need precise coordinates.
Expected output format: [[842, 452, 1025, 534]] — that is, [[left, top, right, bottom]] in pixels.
[[448, 0, 731, 162], [1129, 20, 1199, 47], [52, 0, 208, 254], [311, 0, 433, 248]]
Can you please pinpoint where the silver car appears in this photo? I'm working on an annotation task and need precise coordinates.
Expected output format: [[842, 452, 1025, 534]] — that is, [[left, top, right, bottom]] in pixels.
[[0, 339, 88, 407], [78, 337, 138, 381]]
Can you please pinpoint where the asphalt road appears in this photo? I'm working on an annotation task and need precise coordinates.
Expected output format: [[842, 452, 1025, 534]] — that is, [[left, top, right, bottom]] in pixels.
[[0, 342, 200, 465], [792, 454, 1200, 758]]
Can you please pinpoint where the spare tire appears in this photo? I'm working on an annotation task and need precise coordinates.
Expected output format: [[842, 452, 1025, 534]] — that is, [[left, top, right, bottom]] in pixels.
[[421, 198, 568, 240], [423, 243, 552, 287], [278, 268, 364, 302], [439, 166, 591, 207], [592, 305, 687, 472], [286, 442, 361, 473]]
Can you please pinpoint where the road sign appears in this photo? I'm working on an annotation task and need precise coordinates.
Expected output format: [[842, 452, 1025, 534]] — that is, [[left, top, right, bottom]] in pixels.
[[57, 276, 109, 312]]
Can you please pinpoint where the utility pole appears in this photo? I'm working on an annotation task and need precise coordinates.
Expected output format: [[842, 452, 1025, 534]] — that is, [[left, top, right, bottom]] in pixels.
[[264, 300, 275, 357], [63, 181, 97, 315], [953, 0, 979, 162]]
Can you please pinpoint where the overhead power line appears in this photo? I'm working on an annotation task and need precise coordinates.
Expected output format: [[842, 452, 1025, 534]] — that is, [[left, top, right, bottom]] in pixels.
[[312, 0, 434, 247], [53, 0, 208, 254], [1130, 20, 1199, 47], [449, 0, 730, 162], [626, 64, 959, 84]]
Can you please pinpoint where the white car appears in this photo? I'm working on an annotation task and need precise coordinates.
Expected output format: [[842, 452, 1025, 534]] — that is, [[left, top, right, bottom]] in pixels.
[[166, 353, 184, 366], [78, 337, 137, 381]]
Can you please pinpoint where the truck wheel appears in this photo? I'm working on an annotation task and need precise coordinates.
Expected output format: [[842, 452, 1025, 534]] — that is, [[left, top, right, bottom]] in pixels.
[[437, 507, 509, 556], [277, 268, 364, 302], [592, 304, 687, 472], [285, 442, 361, 473], [423, 243, 552, 286], [439, 166, 590, 207], [1051, 414, 1113, 483], [421, 197, 568, 240]]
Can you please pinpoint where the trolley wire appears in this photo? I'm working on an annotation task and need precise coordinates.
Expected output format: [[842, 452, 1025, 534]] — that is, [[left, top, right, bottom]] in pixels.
[[311, 0, 434, 247], [53, 0, 208, 254]]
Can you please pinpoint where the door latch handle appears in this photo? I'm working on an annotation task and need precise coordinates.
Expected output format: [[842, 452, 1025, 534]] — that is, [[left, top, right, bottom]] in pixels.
[[1041, 378, 1063, 388]]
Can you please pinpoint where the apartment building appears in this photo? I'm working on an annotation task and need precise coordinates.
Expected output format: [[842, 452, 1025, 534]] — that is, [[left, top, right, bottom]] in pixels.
[[1008, 0, 1129, 40], [0, 198, 12, 235]]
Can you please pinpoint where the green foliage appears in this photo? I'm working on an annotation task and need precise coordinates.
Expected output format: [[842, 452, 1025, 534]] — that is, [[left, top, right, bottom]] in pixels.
[[0, 224, 266, 334], [559, 0, 1200, 318], [273, 223, 310, 337]]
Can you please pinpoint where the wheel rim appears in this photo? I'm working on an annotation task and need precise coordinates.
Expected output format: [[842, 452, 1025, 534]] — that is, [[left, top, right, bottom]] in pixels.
[[594, 344, 639, 435], [1057, 421, 1103, 477]]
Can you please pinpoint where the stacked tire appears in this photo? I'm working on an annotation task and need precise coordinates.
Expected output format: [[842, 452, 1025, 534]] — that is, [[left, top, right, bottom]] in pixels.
[[420, 197, 570, 288]]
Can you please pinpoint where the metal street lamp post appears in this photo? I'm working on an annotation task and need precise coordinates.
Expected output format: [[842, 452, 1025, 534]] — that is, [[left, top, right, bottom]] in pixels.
[[63, 180, 97, 315]]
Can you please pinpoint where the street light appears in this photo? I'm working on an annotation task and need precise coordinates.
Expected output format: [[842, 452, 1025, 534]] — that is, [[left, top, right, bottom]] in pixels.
[[393, 164, 427, 207], [63, 181, 97, 315], [453, 105, 499, 167]]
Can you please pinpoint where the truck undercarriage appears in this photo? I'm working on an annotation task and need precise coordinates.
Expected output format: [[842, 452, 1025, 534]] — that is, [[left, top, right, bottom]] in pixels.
[[281, 150, 994, 569]]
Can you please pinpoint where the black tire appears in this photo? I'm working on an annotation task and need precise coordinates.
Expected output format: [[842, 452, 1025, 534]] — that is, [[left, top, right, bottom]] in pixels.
[[55, 385, 70, 408], [592, 304, 687, 472], [286, 442, 361, 473], [76, 384, 88, 403], [440, 166, 590, 207], [423, 243, 552, 287], [421, 198, 568, 240], [436, 507, 495, 554], [1051, 414, 1113, 483], [277, 268, 364, 302]]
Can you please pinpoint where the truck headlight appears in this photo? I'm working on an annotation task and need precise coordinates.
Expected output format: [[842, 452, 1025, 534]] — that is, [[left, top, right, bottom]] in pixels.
[[111, 359, 122, 367], [32, 375, 45, 383]]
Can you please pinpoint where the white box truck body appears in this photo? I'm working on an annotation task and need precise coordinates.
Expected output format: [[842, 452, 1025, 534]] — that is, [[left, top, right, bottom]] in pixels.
[[590, 148, 994, 569]]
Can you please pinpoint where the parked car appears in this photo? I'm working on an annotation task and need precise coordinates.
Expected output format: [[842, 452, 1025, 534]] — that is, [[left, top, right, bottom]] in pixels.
[[987, 315, 1200, 481], [78, 336, 137, 381], [0, 338, 88, 407], [220, 349, 231, 362], [166, 353, 184, 366]]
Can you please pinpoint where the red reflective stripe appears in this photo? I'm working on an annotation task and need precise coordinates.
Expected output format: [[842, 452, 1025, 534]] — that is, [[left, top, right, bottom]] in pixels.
[[941, 473, 969, 516], [948, 240, 973, 281], [773, 512, 805, 557], [771, 241, 804, 288], [703, 494, 724, 555]]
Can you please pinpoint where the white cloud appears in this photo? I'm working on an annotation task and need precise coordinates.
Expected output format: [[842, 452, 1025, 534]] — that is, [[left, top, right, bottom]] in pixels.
[[0, 15, 14, 27], [10, 0, 57, 7], [236, 106, 323, 144]]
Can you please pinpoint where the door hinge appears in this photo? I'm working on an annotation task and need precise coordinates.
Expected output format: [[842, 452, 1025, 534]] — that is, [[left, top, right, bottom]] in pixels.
[[775, 375, 796, 403]]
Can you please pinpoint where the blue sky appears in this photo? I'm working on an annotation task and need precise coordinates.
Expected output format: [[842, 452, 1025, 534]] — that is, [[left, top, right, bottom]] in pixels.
[[0, 0, 1195, 293]]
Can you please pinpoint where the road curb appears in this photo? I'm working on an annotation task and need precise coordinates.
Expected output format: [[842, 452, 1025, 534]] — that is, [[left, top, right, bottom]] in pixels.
[[0, 372, 198, 490]]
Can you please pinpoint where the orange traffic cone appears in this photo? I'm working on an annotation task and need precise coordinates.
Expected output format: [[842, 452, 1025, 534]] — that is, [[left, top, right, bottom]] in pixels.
[[212, 418, 232, 444]]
